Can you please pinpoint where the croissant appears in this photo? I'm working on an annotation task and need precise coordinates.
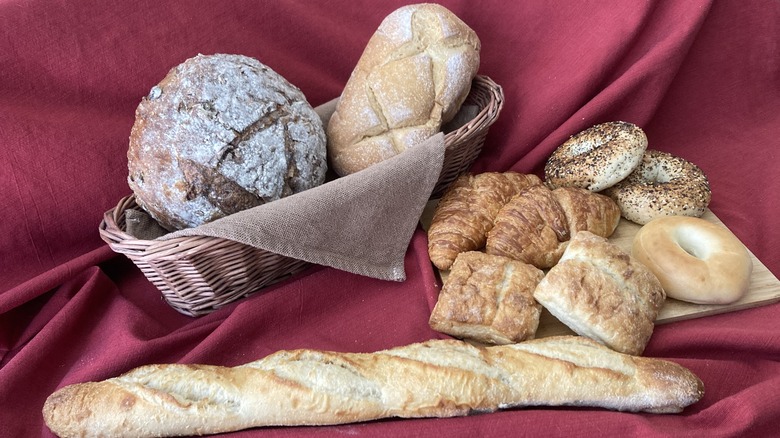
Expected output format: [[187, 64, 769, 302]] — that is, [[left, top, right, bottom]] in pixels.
[[552, 186, 621, 238], [427, 172, 541, 270], [486, 184, 569, 269]]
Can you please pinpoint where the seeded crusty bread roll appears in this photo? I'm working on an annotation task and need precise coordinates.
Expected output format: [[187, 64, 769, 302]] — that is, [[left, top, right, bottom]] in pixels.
[[43, 336, 703, 438], [326, 3, 480, 176]]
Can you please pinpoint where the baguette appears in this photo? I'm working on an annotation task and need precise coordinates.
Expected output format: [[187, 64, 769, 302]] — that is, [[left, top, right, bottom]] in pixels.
[[43, 336, 703, 438]]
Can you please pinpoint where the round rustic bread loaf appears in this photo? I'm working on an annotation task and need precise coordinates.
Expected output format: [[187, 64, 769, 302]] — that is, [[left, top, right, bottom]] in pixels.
[[128, 53, 327, 231]]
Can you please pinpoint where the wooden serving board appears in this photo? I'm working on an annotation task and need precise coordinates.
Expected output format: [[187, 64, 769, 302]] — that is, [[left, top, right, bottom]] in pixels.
[[421, 202, 780, 338]]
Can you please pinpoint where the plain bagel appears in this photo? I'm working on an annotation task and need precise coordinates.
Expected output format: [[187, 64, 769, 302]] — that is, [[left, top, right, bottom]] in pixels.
[[545, 121, 647, 192], [632, 216, 753, 305], [603, 150, 711, 225]]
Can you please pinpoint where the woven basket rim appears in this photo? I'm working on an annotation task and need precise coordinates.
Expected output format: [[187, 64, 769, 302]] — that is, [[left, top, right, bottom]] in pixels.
[[444, 75, 504, 145]]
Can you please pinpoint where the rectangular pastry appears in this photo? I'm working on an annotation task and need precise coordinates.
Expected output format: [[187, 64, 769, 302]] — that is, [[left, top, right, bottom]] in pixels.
[[429, 251, 544, 344]]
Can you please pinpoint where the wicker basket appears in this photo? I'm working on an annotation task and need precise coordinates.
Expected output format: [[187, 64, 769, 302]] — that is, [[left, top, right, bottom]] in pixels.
[[433, 75, 504, 198], [99, 75, 504, 317]]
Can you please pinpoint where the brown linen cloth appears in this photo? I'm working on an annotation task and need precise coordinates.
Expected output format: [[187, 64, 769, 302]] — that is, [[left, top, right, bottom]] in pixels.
[[125, 99, 448, 281]]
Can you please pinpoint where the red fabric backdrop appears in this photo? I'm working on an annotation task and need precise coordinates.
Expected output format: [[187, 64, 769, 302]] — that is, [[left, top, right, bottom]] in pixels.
[[2, 0, 779, 436]]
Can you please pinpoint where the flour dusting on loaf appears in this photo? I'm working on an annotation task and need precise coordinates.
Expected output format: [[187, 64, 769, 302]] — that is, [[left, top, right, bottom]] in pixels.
[[327, 3, 480, 176], [128, 53, 327, 230]]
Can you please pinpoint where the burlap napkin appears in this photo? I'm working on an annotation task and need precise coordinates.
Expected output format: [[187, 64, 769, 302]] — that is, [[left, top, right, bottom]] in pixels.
[[125, 99, 449, 281]]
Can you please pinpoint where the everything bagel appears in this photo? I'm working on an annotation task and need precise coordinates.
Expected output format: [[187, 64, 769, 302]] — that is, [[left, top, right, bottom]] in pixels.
[[603, 150, 711, 225], [544, 121, 647, 192]]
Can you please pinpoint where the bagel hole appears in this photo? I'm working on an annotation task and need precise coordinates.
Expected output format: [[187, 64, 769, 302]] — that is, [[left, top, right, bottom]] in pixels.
[[642, 167, 671, 184], [569, 140, 601, 156], [679, 242, 700, 259], [674, 228, 709, 260]]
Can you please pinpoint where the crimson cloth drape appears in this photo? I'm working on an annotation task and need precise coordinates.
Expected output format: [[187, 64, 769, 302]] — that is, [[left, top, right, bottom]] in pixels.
[[2, 1, 779, 436]]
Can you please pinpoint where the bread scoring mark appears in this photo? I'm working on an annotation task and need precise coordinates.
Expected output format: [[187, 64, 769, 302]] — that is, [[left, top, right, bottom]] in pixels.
[[127, 54, 327, 230], [223, 105, 287, 158], [117, 364, 242, 412], [252, 349, 384, 405], [363, 83, 389, 142], [179, 159, 261, 218], [510, 337, 636, 375]]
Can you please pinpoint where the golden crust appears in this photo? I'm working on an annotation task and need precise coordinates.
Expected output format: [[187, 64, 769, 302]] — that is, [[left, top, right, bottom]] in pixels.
[[632, 216, 752, 304], [486, 184, 569, 269], [326, 3, 481, 176], [43, 336, 704, 437], [552, 187, 621, 238], [429, 251, 545, 344], [533, 231, 665, 355], [427, 172, 542, 270]]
